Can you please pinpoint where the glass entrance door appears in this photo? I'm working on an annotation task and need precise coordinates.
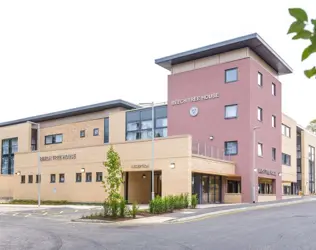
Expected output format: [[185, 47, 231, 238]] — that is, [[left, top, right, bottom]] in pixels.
[[209, 175, 222, 203]]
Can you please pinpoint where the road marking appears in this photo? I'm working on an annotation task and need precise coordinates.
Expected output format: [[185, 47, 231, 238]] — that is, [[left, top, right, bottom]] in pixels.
[[13, 213, 19, 216], [75, 210, 78, 212], [59, 211, 63, 214], [43, 212, 48, 215], [25, 214, 31, 217]]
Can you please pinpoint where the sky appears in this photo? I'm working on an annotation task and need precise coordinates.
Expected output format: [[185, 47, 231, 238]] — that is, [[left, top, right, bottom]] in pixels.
[[0, 0, 315, 126]]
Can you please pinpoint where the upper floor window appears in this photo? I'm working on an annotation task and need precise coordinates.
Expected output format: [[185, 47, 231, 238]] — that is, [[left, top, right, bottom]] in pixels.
[[21, 175, 25, 184], [258, 72, 263, 86], [28, 175, 33, 183], [258, 143, 263, 157], [272, 148, 276, 161], [272, 115, 276, 128], [86, 172, 92, 182], [45, 134, 63, 145], [225, 68, 238, 83], [76, 173, 82, 182], [282, 124, 291, 137], [309, 145, 315, 162], [80, 130, 85, 138], [225, 141, 238, 155], [272, 83, 276, 96], [96, 172, 103, 182], [126, 105, 167, 141], [257, 107, 263, 121], [104, 118, 109, 143], [93, 128, 99, 136], [59, 174, 65, 183], [36, 174, 41, 183], [282, 153, 291, 166], [225, 104, 238, 119]]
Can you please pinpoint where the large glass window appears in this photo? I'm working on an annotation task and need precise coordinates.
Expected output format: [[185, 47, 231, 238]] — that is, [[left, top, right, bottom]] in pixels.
[[282, 124, 291, 137], [1, 138, 18, 175], [126, 105, 167, 141], [225, 104, 238, 119], [282, 153, 291, 166], [309, 145, 315, 193], [227, 180, 241, 193], [104, 118, 109, 143], [224, 141, 238, 155], [225, 68, 238, 83]]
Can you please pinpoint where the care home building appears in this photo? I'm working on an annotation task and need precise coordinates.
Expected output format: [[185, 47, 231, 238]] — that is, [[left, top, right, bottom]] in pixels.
[[0, 33, 314, 204]]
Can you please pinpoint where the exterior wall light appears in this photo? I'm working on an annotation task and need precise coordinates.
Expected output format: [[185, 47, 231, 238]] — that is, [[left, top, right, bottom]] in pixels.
[[142, 174, 146, 179], [209, 136, 214, 140], [80, 168, 85, 173], [278, 172, 282, 177], [254, 168, 258, 172], [15, 171, 21, 176], [170, 163, 175, 169]]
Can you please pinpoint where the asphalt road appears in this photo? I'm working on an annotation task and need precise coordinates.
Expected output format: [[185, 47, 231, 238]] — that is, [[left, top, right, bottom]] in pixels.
[[1, 201, 316, 250]]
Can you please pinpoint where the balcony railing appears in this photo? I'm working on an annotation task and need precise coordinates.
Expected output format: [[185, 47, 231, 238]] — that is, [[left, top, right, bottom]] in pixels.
[[192, 141, 232, 161]]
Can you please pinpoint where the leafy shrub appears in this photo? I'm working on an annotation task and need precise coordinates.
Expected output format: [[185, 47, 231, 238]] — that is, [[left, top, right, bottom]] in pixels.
[[183, 193, 189, 208], [191, 194, 198, 209], [109, 199, 119, 218], [119, 198, 127, 218], [129, 201, 139, 219]]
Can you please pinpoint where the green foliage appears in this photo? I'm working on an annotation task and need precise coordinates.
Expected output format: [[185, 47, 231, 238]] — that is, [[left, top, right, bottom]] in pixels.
[[306, 119, 316, 133], [191, 194, 198, 209], [288, 8, 316, 78], [102, 146, 124, 218], [119, 198, 127, 218], [149, 194, 191, 214], [129, 201, 139, 219]]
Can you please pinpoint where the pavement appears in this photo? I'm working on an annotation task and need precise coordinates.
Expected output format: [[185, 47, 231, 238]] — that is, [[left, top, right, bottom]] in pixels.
[[2, 198, 316, 249]]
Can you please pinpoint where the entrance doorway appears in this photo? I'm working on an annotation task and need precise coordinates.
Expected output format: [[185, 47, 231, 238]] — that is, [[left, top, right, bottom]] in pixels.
[[192, 173, 222, 204]]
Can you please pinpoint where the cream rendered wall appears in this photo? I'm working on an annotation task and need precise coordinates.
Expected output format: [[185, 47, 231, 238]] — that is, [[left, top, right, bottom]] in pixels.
[[171, 48, 278, 78], [281, 114, 297, 183]]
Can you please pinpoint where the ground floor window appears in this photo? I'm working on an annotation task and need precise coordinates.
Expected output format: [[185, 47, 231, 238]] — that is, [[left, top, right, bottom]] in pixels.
[[227, 180, 241, 193], [192, 174, 222, 204], [258, 180, 273, 194], [283, 185, 291, 195]]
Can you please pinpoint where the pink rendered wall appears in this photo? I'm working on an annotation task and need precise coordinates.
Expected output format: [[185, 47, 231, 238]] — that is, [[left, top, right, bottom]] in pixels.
[[167, 57, 282, 202]]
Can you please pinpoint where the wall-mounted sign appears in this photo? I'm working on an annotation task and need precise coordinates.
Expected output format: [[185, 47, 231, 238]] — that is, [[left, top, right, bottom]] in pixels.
[[171, 93, 219, 106], [40, 154, 76, 162], [258, 168, 276, 176], [189, 106, 199, 117], [131, 164, 149, 168]]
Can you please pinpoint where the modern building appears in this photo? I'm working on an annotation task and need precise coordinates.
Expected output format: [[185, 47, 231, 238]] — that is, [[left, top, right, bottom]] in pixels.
[[0, 33, 314, 204]]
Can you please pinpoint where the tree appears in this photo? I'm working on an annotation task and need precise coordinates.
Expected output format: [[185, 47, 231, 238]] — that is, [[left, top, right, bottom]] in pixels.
[[306, 119, 316, 133], [288, 8, 316, 78], [102, 146, 123, 217]]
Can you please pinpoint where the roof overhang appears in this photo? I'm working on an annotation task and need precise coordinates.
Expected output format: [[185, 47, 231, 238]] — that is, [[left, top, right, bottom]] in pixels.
[[155, 33, 292, 75], [0, 99, 140, 127]]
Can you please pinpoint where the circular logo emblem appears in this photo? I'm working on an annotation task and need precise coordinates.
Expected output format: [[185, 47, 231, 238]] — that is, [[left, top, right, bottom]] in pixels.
[[189, 106, 199, 117]]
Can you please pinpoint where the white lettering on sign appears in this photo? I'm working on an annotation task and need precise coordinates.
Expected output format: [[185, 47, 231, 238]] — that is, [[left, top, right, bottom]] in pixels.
[[171, 93, 219, 106]]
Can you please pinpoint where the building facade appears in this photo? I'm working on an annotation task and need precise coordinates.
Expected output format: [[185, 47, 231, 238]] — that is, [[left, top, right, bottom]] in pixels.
[[0, 33, 314, 204]]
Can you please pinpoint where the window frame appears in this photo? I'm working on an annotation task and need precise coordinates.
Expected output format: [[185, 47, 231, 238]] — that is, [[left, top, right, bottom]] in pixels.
[[28, 175, 33, 184], [80, 130, 85, 138], [21, 175, 25, 184], [36, 174, 41, 183], [93, 128, 99, 136], [257, 107, 263, 121], [272, 148, 276, 161], [258, 143, 263, 157], [1, 137, 18, 175], [96, 172, 103, 182], [272, 115, 276, 128], [224, 141, 238, 156], [86, 172, 92, 182], [104, 118, 109, 143], [76, 173, 82, 183], [45, 134, 63, 145], [225, 68, 238, 83], [224, 104, 238, 119], [272, 83, 276, 96], [282, 153, 291, 166], [59, 173, 65, 183], [50, 174, 56, 183], [258, 72, 263, 87], [282, 124, 291, 137]]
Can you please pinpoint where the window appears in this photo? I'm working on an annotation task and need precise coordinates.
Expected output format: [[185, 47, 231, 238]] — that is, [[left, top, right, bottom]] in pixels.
[[21, 175, 25, 184], [272, 148, 276, 161], [28, 175, 33, 184], [225, 141, 238, 155], [50, 174, 56, 183], [96, 172, 103, 182], [45, 134, 63, 145], [76, 173, 82, 182], [93, 128, 99, 136], [1, 138, 18, 175], [225, 104, 238, 119], [272, 115, 276, 128], [86, 172, 92, 182], [225, 68, 238, 83], [257, 107, 263, 121], [227, 180, 241, 193], [59, 174, 65, 183], [80, 130, 85, 138], [36, 174, 41, 183], [258, 143, 263, 157], [104, 118, 109, 143], [272, 83, 276, 96], [126, 105, 167, 141], [282, 124, 291, 137], [282, 153, 291, 166], [258, 72, 263, 86]]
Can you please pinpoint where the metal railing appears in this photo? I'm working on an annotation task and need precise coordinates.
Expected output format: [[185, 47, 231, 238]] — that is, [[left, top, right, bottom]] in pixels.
[[192, 141, 232, 161]]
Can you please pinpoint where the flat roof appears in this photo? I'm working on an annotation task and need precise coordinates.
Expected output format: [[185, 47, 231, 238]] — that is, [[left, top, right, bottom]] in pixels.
[[0, 99, 140, 127], [155, 33, 292, 75]]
